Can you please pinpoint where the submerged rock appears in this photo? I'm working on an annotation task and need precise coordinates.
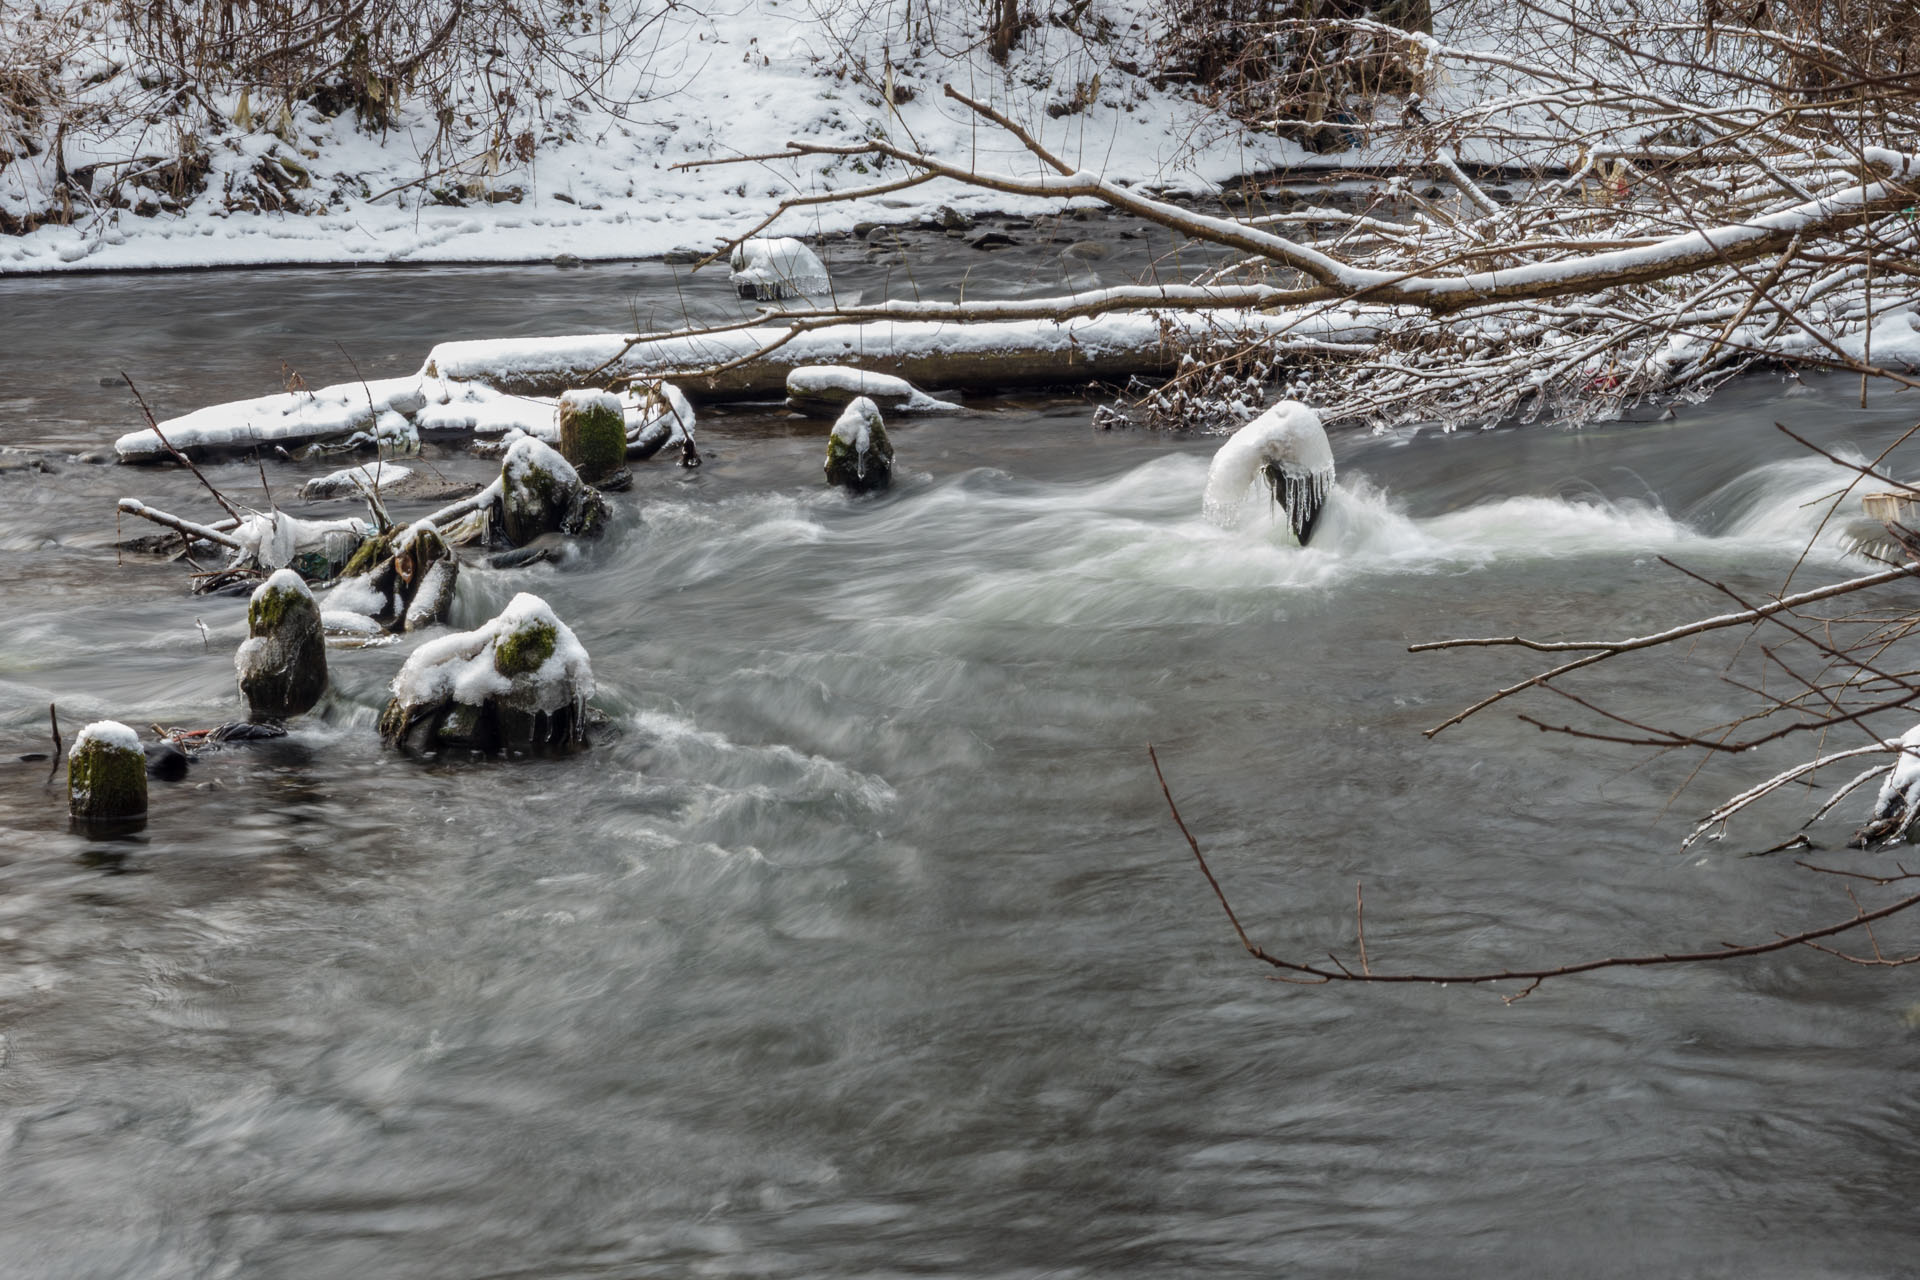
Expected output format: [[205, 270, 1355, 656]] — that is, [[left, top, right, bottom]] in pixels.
[[68, 720, 147, 821], [500, 436, 610, 546], [236, 569, 327, 721], [557, 389, 631, 486], [379, 592, 593, 753], [824, 397, 894, 493]]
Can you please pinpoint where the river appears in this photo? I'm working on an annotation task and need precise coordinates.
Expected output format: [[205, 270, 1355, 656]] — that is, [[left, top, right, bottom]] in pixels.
[[3, 219, 1919, 1277]]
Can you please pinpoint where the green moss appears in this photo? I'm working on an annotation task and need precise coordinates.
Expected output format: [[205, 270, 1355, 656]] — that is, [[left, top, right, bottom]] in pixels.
[[248, 581, 304, 632], [559, 395, 628, 483], [493, 620, 557, 677], [69, 739, 147, 820], [340, 530, 394, 580]]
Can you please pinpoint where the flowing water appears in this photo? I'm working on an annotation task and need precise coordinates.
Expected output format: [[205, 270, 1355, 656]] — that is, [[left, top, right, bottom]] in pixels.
[[4, 226, 1920, 1277]]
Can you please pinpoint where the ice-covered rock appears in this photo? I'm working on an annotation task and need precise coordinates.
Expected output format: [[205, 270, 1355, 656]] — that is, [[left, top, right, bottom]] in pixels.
[[500, 436, 610, 545], [824, 397, 894, 493], [68, 720, 147, 821], [786, 366, 957, 417], [557, 389, 630, 485], [235, 569, 327, 720], [728, 237, 829, 302], [379, 592, 593, 753]]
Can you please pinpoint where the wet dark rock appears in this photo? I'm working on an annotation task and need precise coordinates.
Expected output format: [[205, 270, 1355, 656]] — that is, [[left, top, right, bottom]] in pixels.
[[970, 232, 1017, 250], [143, 741, 189, 780]]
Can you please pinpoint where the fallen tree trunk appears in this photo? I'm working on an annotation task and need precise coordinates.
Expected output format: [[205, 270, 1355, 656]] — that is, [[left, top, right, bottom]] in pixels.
[[417, 313, 1212, 399]]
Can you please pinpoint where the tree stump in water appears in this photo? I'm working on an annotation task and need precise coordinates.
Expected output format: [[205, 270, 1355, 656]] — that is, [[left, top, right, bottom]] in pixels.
[[68, 721, 148, 821], [557, 389, 630, 486]]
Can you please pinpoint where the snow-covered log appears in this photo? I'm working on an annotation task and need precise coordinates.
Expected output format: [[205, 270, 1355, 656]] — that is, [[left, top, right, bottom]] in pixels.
[[422, 308, 1378, 399], [786, 366, 958, 417]]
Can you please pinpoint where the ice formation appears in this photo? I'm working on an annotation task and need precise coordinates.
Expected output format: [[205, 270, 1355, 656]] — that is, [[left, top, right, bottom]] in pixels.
[[1201, 401, 1336, 545], [728, 237, 830, 301]]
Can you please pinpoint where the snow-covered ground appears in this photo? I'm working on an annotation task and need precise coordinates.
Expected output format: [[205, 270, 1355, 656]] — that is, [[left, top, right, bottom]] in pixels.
[[0, 0, 1384, 274]]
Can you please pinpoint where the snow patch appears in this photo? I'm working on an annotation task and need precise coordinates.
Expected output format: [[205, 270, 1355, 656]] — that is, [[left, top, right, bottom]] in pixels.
[[70, 720, 141, 757]]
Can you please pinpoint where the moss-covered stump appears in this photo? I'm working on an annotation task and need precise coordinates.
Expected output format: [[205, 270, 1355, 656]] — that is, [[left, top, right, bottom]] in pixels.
[[68, 721, 148, 821], [500, 436, 611, 547], [825, 396, 894, 493], [379, 592, 593, 754], [236, 569, 327, 721], [558, 389, 630, 486]]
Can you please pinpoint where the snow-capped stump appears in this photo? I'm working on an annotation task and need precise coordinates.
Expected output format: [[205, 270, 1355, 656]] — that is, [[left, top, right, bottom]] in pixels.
[[500, 436, 610, 546], [728, 237, 829, 302], [824, 397, 894, 493], [236, 569, 328, 721], [68, 721, 148, 822], [322, 519, 459, 636], [378, 592, 593, 753], [786, 365, 957, 418], [624, 380, 697, 462], [1854, 724, 1920, 847], [557, 389, 630, 487]]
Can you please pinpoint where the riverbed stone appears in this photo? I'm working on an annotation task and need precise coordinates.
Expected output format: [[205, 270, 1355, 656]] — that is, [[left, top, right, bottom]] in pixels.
[[68, 721, 148, 821], [236, 569, 327, 720]]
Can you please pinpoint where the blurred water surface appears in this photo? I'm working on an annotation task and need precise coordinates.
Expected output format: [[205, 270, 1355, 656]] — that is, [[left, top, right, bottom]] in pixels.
[[3, 237, 1920, 1278]]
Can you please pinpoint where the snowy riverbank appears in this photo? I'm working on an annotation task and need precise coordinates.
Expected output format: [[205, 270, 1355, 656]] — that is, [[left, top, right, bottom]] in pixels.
[[0, 0, 1415, 275]]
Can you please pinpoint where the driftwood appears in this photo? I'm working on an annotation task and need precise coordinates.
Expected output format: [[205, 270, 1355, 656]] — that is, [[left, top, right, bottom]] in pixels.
[[116, 498, 244, 550]]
